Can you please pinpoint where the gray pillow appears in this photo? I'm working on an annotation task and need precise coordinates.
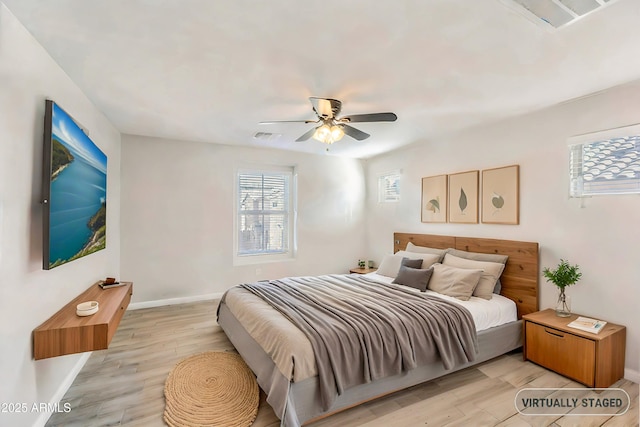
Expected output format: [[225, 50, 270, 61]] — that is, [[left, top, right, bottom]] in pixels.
[[392, 266, 434, 292], [446, 248, 508, 265], [427, 263, 483, 301], [493, 279, 502, 294], [395, 250, 441, 269], [401, 258, 423, 269]]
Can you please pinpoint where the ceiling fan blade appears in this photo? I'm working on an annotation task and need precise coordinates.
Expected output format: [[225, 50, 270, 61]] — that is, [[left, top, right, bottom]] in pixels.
[[259, 120, 318, 124], [342, 125, 370, 141], [340, 112, 397, 123], [295, 127, 317, 142], [309, 97, 342, 119]]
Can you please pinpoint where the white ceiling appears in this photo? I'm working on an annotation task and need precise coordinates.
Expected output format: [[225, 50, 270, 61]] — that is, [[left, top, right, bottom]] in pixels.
[[4, 0, 640, 158]]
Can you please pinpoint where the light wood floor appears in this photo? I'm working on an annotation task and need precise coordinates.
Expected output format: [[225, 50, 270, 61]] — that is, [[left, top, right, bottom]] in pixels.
[[46, 300, 638, 427]]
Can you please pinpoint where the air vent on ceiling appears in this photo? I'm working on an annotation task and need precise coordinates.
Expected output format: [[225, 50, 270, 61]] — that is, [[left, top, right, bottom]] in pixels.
[[500, 0, 616, 30], [253, 132, 282, 140]]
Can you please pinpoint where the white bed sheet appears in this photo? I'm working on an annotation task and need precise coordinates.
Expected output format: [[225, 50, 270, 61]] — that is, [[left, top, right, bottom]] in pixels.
[[365, 272, 517, 332]]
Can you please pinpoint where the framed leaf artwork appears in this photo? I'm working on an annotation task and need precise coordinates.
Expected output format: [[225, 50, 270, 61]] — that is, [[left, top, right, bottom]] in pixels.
[[448, 170, 479, 223], [421, 175, 447, 223], [482, 165, 519, 224]]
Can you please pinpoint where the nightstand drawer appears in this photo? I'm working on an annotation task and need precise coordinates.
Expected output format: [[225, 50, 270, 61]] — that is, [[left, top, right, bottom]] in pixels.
[[525, 322, 595, 386]]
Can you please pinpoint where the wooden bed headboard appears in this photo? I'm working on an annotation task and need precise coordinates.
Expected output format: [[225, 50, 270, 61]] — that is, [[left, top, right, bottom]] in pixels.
[[394, 233, 539, 319]]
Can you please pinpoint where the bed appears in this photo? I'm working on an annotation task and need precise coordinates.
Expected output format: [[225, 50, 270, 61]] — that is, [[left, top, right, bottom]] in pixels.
[[217, 233, 539, 426]]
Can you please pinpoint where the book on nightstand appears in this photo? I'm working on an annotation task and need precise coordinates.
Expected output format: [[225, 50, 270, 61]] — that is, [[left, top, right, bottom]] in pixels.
[[567, 316, 607, 334], [99, 281, 132, 289]]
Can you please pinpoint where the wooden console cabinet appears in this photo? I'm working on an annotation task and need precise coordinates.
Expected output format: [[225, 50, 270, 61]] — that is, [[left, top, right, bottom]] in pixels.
[[523, 308, 626, 388], [33, 282, 133, 360]]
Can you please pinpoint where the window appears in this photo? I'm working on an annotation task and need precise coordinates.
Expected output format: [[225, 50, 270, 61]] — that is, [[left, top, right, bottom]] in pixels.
[[378, 172, 400, 202], [569, 126, 640, 197], [236, 168, 294, 261]]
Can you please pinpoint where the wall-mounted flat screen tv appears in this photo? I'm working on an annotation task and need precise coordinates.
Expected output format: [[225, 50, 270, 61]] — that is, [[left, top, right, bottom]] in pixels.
[[42, 100, 107, 270]]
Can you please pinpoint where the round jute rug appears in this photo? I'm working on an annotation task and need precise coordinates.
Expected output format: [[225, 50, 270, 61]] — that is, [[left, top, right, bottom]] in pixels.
[[164, 351, 259, 427]]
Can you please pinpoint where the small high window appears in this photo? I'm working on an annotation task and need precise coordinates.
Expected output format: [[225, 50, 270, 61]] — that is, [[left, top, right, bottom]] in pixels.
[[569, 125, 640, 197], [378, 172, 401, 202]]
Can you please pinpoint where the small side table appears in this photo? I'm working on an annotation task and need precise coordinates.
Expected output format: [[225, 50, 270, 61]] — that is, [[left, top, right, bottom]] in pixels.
[[350, 267, 377, 274], [522, 308, 626, 388]]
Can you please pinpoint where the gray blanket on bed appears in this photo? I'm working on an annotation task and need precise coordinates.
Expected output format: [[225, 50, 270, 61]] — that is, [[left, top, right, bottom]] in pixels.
[[238, 274, 478, 411]]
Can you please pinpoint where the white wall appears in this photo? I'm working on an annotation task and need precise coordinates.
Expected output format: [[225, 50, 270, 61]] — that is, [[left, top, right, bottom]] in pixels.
[[0, 4, 121, 426], [120, 135, 366, 303], [365, 80, 640, 381], [2, 5, 637, 425]]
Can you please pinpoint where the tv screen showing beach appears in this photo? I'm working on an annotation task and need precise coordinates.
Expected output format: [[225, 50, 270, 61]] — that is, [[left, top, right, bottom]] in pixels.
[[43, 101, 107, 269]]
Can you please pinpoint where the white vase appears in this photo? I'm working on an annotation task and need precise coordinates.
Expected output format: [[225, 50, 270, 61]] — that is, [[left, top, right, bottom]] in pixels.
[[556, 288, 571, 317]]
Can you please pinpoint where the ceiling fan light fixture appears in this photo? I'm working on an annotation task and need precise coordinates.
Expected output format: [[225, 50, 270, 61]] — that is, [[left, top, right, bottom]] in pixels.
[[261, 97, 397, 144], [313, 124, 330, 141], [330, 125, 344, 142], [312, 123, 343, 144]]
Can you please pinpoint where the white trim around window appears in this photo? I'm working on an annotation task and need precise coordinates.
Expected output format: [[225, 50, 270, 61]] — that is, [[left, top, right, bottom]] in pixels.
[[378, 171, 401, 203], [568, 124, 640, 197], [233, 165, 297, 265]]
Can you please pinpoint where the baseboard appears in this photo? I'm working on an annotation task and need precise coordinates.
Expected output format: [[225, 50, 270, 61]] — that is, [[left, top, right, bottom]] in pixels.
[[34, 352, 92, 427], [625, 367, 640, 384], [33, 293, 222, 425], [128, 292, 224, 310]]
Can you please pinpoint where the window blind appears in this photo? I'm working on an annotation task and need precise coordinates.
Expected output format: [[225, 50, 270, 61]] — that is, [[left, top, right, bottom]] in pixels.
[[570, 135, 640, 197], [237, 171, 290, 255]]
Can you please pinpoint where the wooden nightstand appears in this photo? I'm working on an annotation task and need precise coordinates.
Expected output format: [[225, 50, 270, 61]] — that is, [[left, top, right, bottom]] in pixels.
[[522, 309, 626, 388], [350, 267, 377, 274]]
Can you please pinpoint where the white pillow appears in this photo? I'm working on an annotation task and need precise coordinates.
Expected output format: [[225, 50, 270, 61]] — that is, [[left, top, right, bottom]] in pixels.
[[406, 242, 447, 261], [427, 263, 483, 301], [442, 253, 505, 300], [376, 254, 407, 278], [395, 251, 441, 269]]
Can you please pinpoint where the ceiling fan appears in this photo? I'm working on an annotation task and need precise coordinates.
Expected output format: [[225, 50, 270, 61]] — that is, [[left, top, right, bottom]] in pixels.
[[260, 97, 397, 144]]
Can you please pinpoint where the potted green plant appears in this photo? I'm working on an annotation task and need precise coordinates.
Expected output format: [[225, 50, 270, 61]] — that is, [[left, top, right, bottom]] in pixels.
[[543, 259, 582, 317]]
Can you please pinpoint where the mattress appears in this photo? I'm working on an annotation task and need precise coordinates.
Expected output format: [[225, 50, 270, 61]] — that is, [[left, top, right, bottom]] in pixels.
[[218, 296, 523, 426], [222, 273, 517, 383]]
